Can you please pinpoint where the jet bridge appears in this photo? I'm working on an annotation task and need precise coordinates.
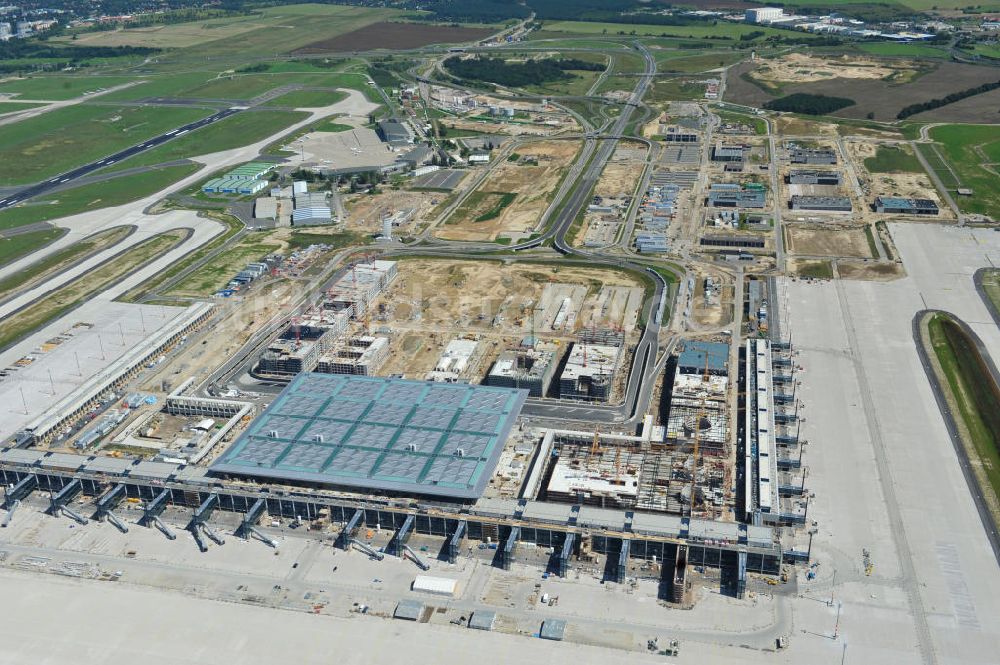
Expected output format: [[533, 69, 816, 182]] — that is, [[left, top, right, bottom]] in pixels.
[[2, 474, 37, 527], [140, 489, 176, 540], [446, 520, 467, 564], [48, 479, 87, 525], [95, 483, 129, 533], [189, 494, 225, 552], [501, 526, 520, 571], [403, 544, 430, 571], [387, 514, 415, 557], [351, 538, 384, 561], [236, 498, 277, 547], [337, 509, 363, 550], [557, 533, 575, 578]]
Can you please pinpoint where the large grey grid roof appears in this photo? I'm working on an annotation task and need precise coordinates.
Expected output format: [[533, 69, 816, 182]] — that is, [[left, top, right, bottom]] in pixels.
[[210, 373, 527, 500]]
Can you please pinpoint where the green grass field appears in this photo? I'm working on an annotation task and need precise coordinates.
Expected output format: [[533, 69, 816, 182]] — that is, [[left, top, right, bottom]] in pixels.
[[532, 20, 823, 42], [857, 42, 948, 58], [646, 76, 705, 103], [658, 51, 744, 73], [0, 164, 201, 230], [0, 230, 186, 350], [864, 145, 925, 174], [0, 75, 137, 100], [927, 124, 1000, 219], [269, 89, 348, 108], [0, 102, 44, 114], [104, 110, 308, 171], [0, 228, 63, 267], [797, 260, 834, 279], [177, 72, 356, 100], [0, 104, 210, 185], [166, 231, 284, 296], [927, 312, 1000, 531], [982, 269, 1000, 317], [0, 226, 131, 300]]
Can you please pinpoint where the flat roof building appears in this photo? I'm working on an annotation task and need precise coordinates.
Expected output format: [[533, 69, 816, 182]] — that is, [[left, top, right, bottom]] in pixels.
[[787, 170, 841, 185], [700, 234, 766, 249], [707, 184, 766, 209], [711, 144, 745, 162], [789, 148, 837, 165], [874, 196, 939, 215], [210, 373, 528, 500], [790, 195, 852, 212]]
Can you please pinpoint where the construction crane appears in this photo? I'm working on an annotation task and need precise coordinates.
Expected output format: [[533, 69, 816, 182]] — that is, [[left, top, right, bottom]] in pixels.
[[590, 427, 601, 457]]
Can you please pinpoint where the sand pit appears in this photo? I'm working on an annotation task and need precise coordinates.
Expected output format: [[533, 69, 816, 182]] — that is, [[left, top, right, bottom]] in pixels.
[[751, 53, 914, 84]]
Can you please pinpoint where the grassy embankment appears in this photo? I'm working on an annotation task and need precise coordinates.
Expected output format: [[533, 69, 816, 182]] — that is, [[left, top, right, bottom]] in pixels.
[[926, 311, 1000, 529]]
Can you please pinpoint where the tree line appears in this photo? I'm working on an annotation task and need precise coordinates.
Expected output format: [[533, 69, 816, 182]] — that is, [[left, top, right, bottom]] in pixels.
[[443, 56, 603, 88], [896, 79, 1000, 119], [764, 93, 856, 115]]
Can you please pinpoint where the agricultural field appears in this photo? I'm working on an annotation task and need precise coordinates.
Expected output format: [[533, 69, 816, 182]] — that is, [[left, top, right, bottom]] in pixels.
[[0, 227, 63, 267], [0, 104, 210, 185], [0, 75, 137, 100], [292, 22, 494, 53], [103, 111, 308, 171], [0, 165, 201, 230], [436, 140, 580, 242], [925, 124, 1000, 219], [726, 56, 1000, 123], [61, 4, 402, 59]]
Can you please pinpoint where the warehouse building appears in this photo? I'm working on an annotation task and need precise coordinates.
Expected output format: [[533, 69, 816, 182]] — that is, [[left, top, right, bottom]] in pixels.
[[745, 7, 783, 23], [787, 170, 841, 185], [635, 233, 669, 253], [790, 195, 852, 212], [789, 148, 837, 165], [711, 144, 745, 162], [377, 119, 412, 144], [706, 183, 766, 209], [485, 347, 558, 397], [874, 196, 939, 215], [700, 235, 766, 249], [210, 373, 528, 500], [558, 343, 622, 402]]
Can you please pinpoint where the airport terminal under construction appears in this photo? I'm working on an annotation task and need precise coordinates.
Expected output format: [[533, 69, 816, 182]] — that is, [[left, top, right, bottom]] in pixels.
[[0, 270, 807, 602]]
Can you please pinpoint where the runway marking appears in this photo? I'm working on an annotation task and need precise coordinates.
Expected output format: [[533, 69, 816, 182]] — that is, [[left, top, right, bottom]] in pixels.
[[934, 542, 980, 630]]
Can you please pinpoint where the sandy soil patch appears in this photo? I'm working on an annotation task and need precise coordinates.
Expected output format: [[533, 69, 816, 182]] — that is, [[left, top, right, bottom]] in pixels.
[[786, 225, 873, 259], [436, 140, 581, 241]]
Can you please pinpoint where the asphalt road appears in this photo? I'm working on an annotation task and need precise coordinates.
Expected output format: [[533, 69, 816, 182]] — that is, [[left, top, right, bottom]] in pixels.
[[0, 107, 242, 210]]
